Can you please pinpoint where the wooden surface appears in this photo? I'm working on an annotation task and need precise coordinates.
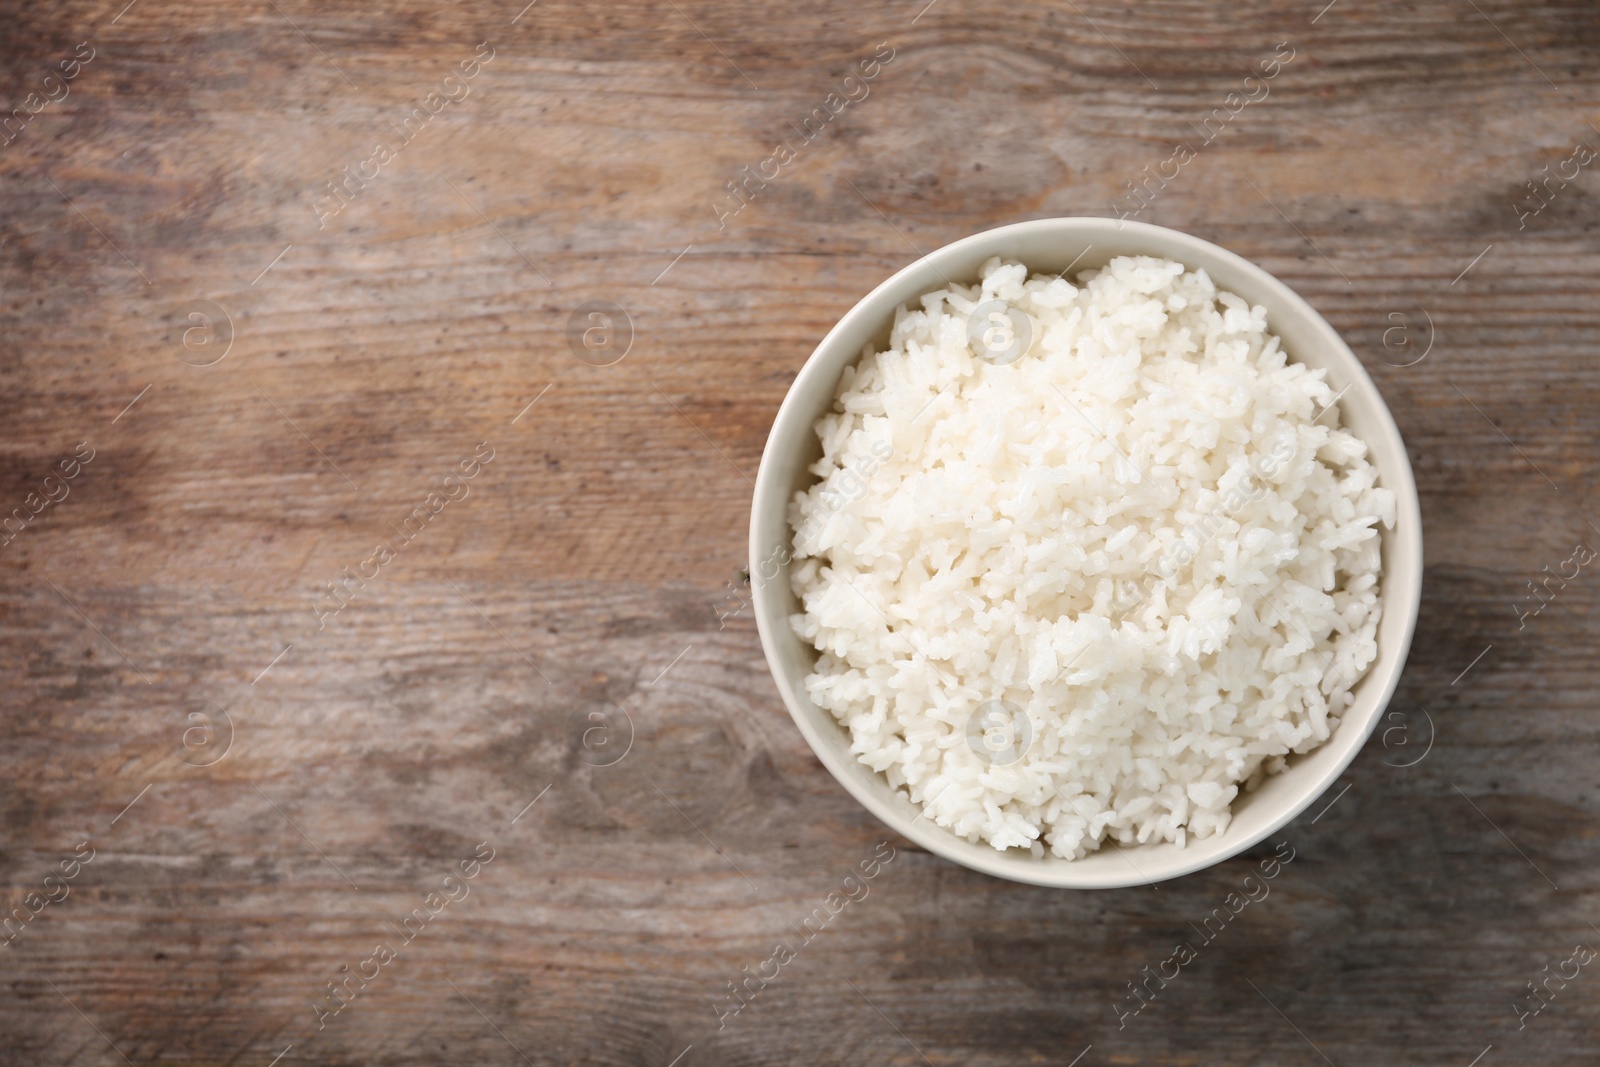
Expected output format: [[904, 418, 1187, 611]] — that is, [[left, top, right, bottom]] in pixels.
[[2, 0, 1599, 1063]]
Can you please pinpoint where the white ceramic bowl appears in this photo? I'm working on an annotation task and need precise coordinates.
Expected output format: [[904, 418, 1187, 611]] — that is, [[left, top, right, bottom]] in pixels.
[[750, 218, 1422, 888]]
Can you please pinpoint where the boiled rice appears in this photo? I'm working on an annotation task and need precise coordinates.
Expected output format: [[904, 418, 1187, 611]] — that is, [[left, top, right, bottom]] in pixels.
[[788, 254, 1393, 860]]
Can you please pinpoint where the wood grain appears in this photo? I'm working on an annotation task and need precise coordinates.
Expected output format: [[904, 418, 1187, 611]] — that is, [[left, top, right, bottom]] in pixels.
[[2, 0, 1599, 1063]]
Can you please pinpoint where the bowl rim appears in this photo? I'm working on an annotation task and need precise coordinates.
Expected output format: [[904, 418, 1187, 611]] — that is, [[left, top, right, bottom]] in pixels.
[[750, 216, 1423, 888]]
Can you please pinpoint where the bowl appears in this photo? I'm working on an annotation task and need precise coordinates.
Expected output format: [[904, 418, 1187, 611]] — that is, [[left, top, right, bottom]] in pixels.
[[749, 218, 1422, 888]]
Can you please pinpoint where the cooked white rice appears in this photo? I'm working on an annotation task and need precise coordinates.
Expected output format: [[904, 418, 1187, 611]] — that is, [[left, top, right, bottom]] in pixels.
[[788, 254, 1393, 860]]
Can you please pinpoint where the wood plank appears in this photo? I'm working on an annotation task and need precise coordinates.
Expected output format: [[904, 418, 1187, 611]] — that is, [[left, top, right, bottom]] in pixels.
[[2, 0, 1599, 1063]]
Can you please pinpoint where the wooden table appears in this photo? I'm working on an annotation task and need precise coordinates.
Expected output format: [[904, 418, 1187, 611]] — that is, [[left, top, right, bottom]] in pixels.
[[2, 0, 1597, 1063]]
